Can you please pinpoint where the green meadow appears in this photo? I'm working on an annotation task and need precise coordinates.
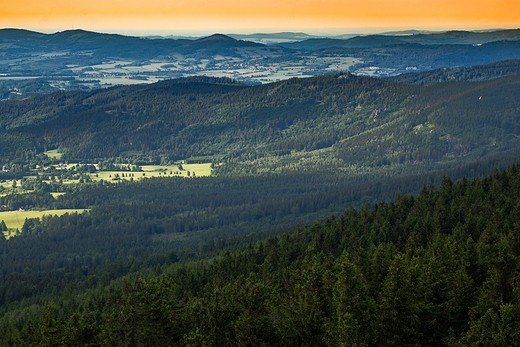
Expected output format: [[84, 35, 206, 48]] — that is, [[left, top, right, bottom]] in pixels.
[[4, 162, 213, 186], [0, 209, 88, 237], [43, 149, 63, 160], [90, 163, 212, 181]]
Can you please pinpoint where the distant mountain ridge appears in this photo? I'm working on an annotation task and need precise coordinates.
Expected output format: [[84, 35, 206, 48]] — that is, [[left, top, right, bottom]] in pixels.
[[3, 28, 520, 50], [0, 29, 273, 60], [278, 29, 520, 49], [141, 29, 519, 44]]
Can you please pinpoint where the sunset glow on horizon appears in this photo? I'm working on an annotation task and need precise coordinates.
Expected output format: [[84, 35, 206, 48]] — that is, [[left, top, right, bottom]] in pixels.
[[2, 0, 520, 35]]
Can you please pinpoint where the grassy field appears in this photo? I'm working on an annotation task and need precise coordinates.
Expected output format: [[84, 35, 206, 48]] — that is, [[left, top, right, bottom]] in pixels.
[[90, 163, 212, 181], [0, 209, 89, 236], [0, 163, 213, 193], [143, 163, 212, 175], [44, 149, 63, 160]]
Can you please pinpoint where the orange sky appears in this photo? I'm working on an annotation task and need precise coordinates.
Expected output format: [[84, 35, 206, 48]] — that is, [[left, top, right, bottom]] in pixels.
[[1, 0, 519, 35]]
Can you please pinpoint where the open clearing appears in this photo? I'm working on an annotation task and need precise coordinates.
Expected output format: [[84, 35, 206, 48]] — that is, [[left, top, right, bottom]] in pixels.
[[44, 149, 62, 160], [0, 209, 89, 231], [43, 162, 212, 183], [90, 163, 212, 181]]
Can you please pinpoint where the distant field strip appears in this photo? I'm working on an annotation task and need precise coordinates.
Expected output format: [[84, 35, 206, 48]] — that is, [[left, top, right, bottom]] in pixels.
[[0, 209, 89, 231], [92, 163, 212, 181]]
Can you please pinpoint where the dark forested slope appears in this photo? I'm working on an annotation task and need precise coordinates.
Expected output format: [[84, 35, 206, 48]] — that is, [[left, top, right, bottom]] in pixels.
[[3, 158, 520, 346]]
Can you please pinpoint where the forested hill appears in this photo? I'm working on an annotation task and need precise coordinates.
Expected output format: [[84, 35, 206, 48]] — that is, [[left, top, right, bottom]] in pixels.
[[387, 59, 520, 85], [4, 156, 520, 346], [1, 73, 520, 174]]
